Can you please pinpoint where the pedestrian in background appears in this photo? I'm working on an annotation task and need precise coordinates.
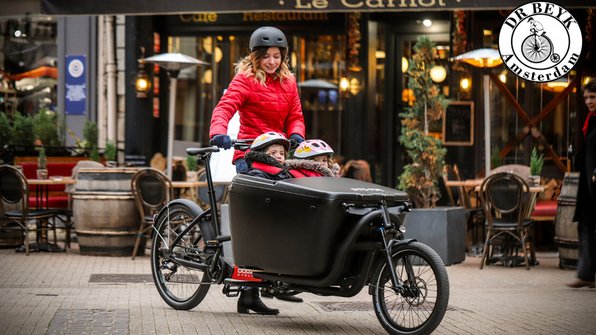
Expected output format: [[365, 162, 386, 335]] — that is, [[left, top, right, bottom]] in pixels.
[[567, 79, 596, 288], [341, 159, 373, 182]]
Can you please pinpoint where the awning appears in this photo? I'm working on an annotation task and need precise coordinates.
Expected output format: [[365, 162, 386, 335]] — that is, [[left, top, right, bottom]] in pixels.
[[40, 0, 591, 16]]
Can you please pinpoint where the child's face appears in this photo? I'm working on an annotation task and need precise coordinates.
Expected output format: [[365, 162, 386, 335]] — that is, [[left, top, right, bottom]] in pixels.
[[265, 144, 286, 163], [313, 155, 332, 167]]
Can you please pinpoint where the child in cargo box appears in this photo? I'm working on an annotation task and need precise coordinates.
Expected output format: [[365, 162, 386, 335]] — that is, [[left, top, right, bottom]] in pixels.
[[286, 139, 340, 178], [244, 131, 292, 180]]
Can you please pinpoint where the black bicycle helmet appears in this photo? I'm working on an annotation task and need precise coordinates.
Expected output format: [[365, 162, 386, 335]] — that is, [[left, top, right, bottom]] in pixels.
[[249, 26, 288, 52]]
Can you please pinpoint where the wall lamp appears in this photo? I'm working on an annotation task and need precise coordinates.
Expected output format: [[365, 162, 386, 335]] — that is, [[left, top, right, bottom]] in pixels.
[[460, 77, 471, 91], [135, 55, 151, 98]]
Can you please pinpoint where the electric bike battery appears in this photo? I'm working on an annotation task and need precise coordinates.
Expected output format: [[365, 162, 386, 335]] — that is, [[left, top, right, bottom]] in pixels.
[[228, 174, 408, 277]]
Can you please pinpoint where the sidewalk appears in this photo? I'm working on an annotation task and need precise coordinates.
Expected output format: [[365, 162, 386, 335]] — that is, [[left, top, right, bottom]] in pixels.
[[0, 245, 595, 335]]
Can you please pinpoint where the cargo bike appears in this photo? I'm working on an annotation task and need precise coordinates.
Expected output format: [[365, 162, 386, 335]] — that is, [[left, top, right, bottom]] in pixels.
[[150, 140, 450, 335]]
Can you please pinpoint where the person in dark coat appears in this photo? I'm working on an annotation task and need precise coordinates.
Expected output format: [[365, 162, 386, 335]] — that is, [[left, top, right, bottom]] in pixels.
[[567, 79, 596, 288]]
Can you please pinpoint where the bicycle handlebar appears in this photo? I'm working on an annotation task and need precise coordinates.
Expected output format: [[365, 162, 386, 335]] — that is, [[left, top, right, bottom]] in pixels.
[[206, 138, 254, 152], [188, 137, 298, 157]]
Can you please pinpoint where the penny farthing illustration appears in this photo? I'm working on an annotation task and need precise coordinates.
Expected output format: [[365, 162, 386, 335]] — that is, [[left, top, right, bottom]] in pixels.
[[521, 18, 560, 63]]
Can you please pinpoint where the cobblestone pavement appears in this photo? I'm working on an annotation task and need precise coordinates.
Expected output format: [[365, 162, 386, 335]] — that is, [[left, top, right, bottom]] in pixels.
[[0, 246, 595, 335]]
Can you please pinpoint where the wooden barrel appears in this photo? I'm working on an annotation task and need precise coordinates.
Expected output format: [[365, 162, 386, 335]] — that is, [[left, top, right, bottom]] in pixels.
[[554, 172, 579, 269], [73, 168, 141, 256]]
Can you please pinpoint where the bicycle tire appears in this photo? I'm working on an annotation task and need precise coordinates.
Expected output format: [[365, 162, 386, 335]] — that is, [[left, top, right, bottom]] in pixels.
[[151, 203, 211, 310], [371, 241, 450, 335]]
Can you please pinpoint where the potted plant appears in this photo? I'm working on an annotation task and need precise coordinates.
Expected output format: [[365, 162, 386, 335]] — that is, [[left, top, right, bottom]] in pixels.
[[398, 36, 449, 209], [0, 113, 13, 148], [33, 109, 62, 147], [530, 147, 544, 186], [83, 120, 100, 162], [105, 141, 117, 167], [399, 36, 466, 265], [12, 113, 35, 147], [36, 146, 48, 179]]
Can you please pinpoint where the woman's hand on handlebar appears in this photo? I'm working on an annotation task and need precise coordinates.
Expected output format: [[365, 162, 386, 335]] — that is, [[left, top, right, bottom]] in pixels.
[[211, 135, 232, 149], [209, 137, 253, 151], [289, 134, 305, 149]]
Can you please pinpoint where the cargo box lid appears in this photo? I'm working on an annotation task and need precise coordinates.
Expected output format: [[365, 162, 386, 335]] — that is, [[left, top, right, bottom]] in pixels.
[[232, 175, 409, 203]]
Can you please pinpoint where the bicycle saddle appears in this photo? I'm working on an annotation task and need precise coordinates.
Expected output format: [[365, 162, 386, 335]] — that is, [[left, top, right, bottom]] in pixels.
[[186, 147, 220, 156]]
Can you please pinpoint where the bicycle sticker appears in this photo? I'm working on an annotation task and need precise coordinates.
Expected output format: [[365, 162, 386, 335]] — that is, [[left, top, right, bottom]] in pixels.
[[498, 1, 582, 83]]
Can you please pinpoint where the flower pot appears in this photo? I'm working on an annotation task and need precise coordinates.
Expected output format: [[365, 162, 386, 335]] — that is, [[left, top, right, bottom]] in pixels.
[[36, 169, 48, 180], [404, 206, 466, 265], [529, 175, 541, 186], [186, 171, 198, 182]]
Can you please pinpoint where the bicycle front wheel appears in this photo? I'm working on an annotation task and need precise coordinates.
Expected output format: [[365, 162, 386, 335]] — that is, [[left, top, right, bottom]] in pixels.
[[151, 203, 211, 310], [371, 241, 449, 335]]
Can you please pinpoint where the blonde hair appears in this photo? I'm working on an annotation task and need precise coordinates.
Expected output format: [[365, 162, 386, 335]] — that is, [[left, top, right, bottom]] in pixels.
[[235, 47, 293, 86]]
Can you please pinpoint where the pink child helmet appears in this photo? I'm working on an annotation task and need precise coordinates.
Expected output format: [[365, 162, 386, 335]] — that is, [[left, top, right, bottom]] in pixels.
[[294, 139, 334, 159]]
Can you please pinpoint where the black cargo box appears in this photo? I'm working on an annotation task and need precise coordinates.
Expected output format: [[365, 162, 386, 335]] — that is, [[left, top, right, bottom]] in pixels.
[[228, 174, 408, 277]]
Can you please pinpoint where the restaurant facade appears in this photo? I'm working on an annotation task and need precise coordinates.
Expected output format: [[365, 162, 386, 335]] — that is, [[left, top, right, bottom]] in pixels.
[[2, 0, 595, 187]]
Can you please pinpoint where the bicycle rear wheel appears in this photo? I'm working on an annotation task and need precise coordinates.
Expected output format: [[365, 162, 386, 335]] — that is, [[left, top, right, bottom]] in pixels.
[[371, 241, 449, 335], [151, 203, 211, 310]]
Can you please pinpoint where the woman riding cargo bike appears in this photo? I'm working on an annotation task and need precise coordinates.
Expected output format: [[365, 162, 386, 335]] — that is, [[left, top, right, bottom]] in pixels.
[[150, 136, 450, 335]]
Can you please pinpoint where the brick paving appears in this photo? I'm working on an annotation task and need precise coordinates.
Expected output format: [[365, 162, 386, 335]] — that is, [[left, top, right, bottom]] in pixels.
[[0, 245, 595, 335]]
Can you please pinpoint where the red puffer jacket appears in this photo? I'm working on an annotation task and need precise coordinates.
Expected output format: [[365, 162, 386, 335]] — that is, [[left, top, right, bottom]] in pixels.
[[209, 73, 305, 163]]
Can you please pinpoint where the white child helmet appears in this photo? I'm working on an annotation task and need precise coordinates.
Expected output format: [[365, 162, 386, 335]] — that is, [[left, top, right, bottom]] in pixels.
[[250, 132, 290, 151]]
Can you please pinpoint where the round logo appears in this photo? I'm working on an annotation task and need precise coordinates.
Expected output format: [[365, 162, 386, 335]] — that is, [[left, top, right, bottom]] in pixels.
[[68, 59, 85, 78], [498, 2, 582, 83]]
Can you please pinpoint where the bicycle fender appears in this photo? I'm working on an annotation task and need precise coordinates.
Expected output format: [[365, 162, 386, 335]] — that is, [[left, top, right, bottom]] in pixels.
[[388, 238, 416, 250], [156, 199, 205, 220]]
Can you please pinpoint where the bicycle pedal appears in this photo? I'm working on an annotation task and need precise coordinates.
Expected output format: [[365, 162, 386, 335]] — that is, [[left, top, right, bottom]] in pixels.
[[222, 284, 241, 297], [223, 278, 264, 287]]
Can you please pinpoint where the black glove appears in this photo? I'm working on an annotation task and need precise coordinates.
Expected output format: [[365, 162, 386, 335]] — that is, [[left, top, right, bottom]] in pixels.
[[211, 135, 232, 149], [289, 134, 305, 149]]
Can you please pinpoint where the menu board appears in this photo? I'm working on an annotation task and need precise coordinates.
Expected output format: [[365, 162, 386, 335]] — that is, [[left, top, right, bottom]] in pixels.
[[443, 101, 474, 146]]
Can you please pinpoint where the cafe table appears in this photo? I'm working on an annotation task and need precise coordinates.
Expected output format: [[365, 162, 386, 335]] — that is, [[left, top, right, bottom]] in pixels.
[[25, 177, 76, 252], [444, 178, 544, 194], [27, 177, 76, 209], [171, 180, 208, 189]]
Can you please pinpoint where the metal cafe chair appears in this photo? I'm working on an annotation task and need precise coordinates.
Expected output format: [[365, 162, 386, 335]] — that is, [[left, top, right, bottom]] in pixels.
[[130, 168, 172, 260], [479, 172, 536, 270], [0, 165, 57, 255]]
